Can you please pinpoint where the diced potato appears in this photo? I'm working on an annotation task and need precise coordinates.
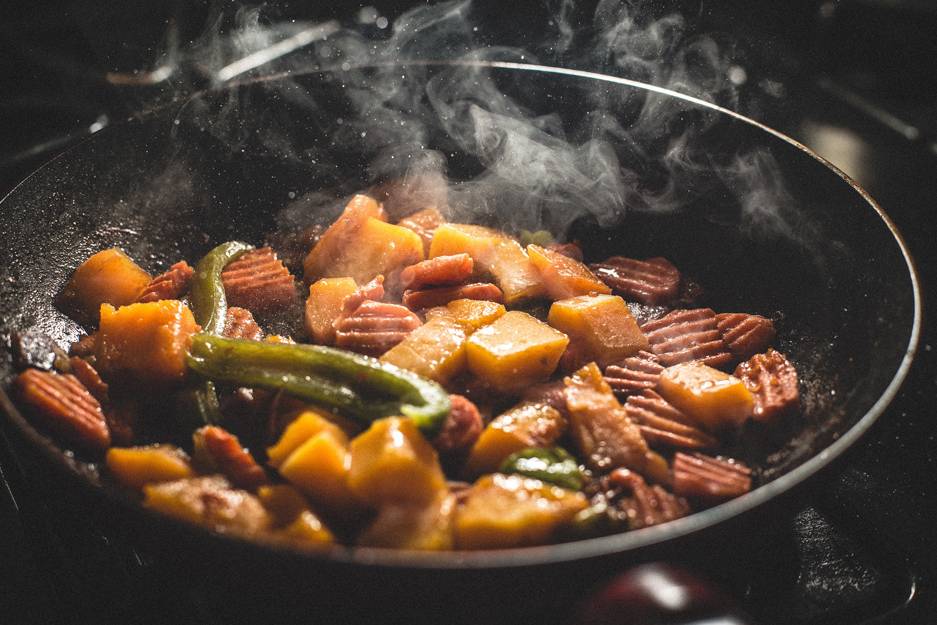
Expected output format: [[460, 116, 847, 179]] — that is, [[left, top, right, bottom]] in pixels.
[[257, 485, 335, 546], [281, 510, 336, 546], [143, 475, 272, 534], [304, 277, 358, 344], [528, 244, 610, 300], [398, 207, 446, 254], [306, 215, 424, 286], [96, 300, 199, 385], [266, 410, 349, 468], [548, 295, 649, 367], [278, 429, 364, 517], [464, 402, 566, 476], [657, 361, 754, 431], [358, 493, 455, 550], [106, 445, 194, 489], [302, 194, 386, 282], [348, 417, 446, 506], [454, 474, 588, 549], [60, 248, 152, 321], [429, 224, 545, 303], [465, 311, 569, 392], [442, 298, 506, 332], [380, 316, 468, 383]]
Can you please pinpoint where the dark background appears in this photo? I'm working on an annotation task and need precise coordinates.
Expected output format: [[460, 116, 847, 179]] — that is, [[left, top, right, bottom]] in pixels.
[[1, 1, 935, 623]]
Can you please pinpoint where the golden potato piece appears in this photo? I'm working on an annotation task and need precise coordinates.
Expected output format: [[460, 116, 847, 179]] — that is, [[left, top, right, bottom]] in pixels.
[[464, 402, 566, 476], [61, 248, 152, 322], [657, 361, 755, 431], [380, 316, 468, 383], [548, 294, 649, 367], [106, 445, 194, 489], [143, 475, 271, 535], [465, 311, 569, 392], [304, 277, 358, 344], [528, 244, 610, 300], [439, 298, 506, 332], [454, 474, 587, 549], [257, 485, 335, 546], [266, 410, 348, 469], [278, 429, 363, 517], [302, 194, 386, 282], [358, 493, 455, 550]]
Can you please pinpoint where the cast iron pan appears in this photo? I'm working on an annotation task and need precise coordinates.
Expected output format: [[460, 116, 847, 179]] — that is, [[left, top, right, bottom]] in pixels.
[[0, 62, 921, 623]]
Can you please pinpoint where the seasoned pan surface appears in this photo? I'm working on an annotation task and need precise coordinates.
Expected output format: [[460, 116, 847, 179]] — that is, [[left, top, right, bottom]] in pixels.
[[0, 62, 920, 572]]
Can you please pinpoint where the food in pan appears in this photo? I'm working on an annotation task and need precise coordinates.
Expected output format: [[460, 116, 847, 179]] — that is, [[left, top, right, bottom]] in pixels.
[[9, 191, 801, 550]]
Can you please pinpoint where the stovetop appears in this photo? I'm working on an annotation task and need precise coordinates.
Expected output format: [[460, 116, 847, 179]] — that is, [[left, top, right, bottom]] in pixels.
[[1, 2, 935, 624]]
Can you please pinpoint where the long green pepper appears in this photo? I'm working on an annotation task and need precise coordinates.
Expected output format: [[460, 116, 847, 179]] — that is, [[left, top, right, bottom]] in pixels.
[[189, 241, 254, 335]]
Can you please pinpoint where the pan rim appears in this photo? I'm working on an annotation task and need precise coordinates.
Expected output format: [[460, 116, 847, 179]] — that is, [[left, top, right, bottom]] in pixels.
[[0, 60, 922, 570]]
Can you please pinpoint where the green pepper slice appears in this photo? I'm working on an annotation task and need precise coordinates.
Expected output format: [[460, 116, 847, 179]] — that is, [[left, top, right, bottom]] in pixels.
[[189, 241, 254, 335], [499, 446, 584, 490]]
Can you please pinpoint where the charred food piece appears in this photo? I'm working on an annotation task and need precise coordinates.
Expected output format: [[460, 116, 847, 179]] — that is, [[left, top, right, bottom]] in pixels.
[[194, 426, 269, 491], [137, 261, 195, 303], [603, 351, 664, 399], [734, 349, 800, 422], [400, 253, 474, 290], [223, 306, 264, 341], [715, 313, 776, 362], [625, 390, 717, 450], [402, 282, 503, 311], [11, 329, 70, 372], [598, 468, 690, 530], [432, 394, 484, 459], [221, 247, 296, 314], [15, 369, 110, 453], [334, 300, 422, 356], [590, 256, 681, 305], [641, 308, 733, 369], [672, 452, 752, 502]]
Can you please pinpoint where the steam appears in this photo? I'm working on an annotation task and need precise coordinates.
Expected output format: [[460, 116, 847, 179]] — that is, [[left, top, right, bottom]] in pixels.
[[156, 0, 808, 248]]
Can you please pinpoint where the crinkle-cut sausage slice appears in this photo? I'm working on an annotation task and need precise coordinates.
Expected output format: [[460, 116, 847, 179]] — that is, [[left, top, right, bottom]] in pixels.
[[402, 282, 503, 311], [334, 300, 422, 356], [625, 390, 717, 450], [672, 452, 751, 502], [432, 394, 483, 458], [716, 312, 776, 361], [603, 351, 664, 399], [223, 306, 264, 341], [69, 356, 109, 403], [137, 261, 194, 303], [641, 308, 733, 369], [221, 247, 296, 313], [607, 468, 690, 530], [400, 253, 474, 290], [547, 242, 583, 262], [15, 369, 110, 453], [194, 426, 269, 491], [734, 349, 800, 422], [339, 275, 385, 319], [590, 256, 681, 305]]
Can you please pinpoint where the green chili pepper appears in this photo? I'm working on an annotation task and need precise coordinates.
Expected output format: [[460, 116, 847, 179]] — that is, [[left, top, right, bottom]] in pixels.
[[189, 241, 254, 335], [186, 335, 451, 435], [499, 446, 584, 490]]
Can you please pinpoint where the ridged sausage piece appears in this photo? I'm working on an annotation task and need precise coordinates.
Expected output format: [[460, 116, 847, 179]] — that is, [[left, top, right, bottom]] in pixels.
[[334, 300, 422, 356], [68, 356, 109, 403], [137, 261, 195, 303], [223, 306, 264, 341], [716, 312, 776, 361], [195, 426, 269, 491], [640, 308, 733, 369], [432, 394, 484, 458], [590, 256, 681, 305], [672, 452, 751, 502], [607, 468, 690, 530], [15, 369, 110, 453], [734, 349, 800, 422], [625, 390, 717, 450], [340, 275, 385, 318], [400, 253, 474, 290], [603, 351, 664, 399], [221, 247, 296, 314], [402, 282, 503, 311]]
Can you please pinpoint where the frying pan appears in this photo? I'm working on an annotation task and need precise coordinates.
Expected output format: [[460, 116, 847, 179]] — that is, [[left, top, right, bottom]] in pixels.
[[0, 61, 920, 624]]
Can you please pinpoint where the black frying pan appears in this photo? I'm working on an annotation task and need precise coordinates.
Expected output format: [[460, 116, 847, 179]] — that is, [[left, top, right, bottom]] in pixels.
[[0, 62, 920, 624]]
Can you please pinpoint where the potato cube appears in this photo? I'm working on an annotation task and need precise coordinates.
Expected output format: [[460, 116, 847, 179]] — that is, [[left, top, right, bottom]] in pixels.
[[442, 298, 506, 331], [257, 485, 335, 546], [429, 224, 545, 303], [465, 311, 569, 392], [106, 445, 194, 489], [380, 316, 468, 383], [464, 402, 566, 476], [348, 417, 446, 506], [61, 248, 152, 322], [143, 475, 271, 534], [528, 244, 611, 300], [358, 493, 455, 550], [266, 410, 348, 469], [303, 194, 386, 282], [278, 429, 364, 517], [96, 300, 199, 385], [454, 474, 587, 549], [548, 294, 649, 367], [304, 277, 358, 344], [658, 361, 755, 431]]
